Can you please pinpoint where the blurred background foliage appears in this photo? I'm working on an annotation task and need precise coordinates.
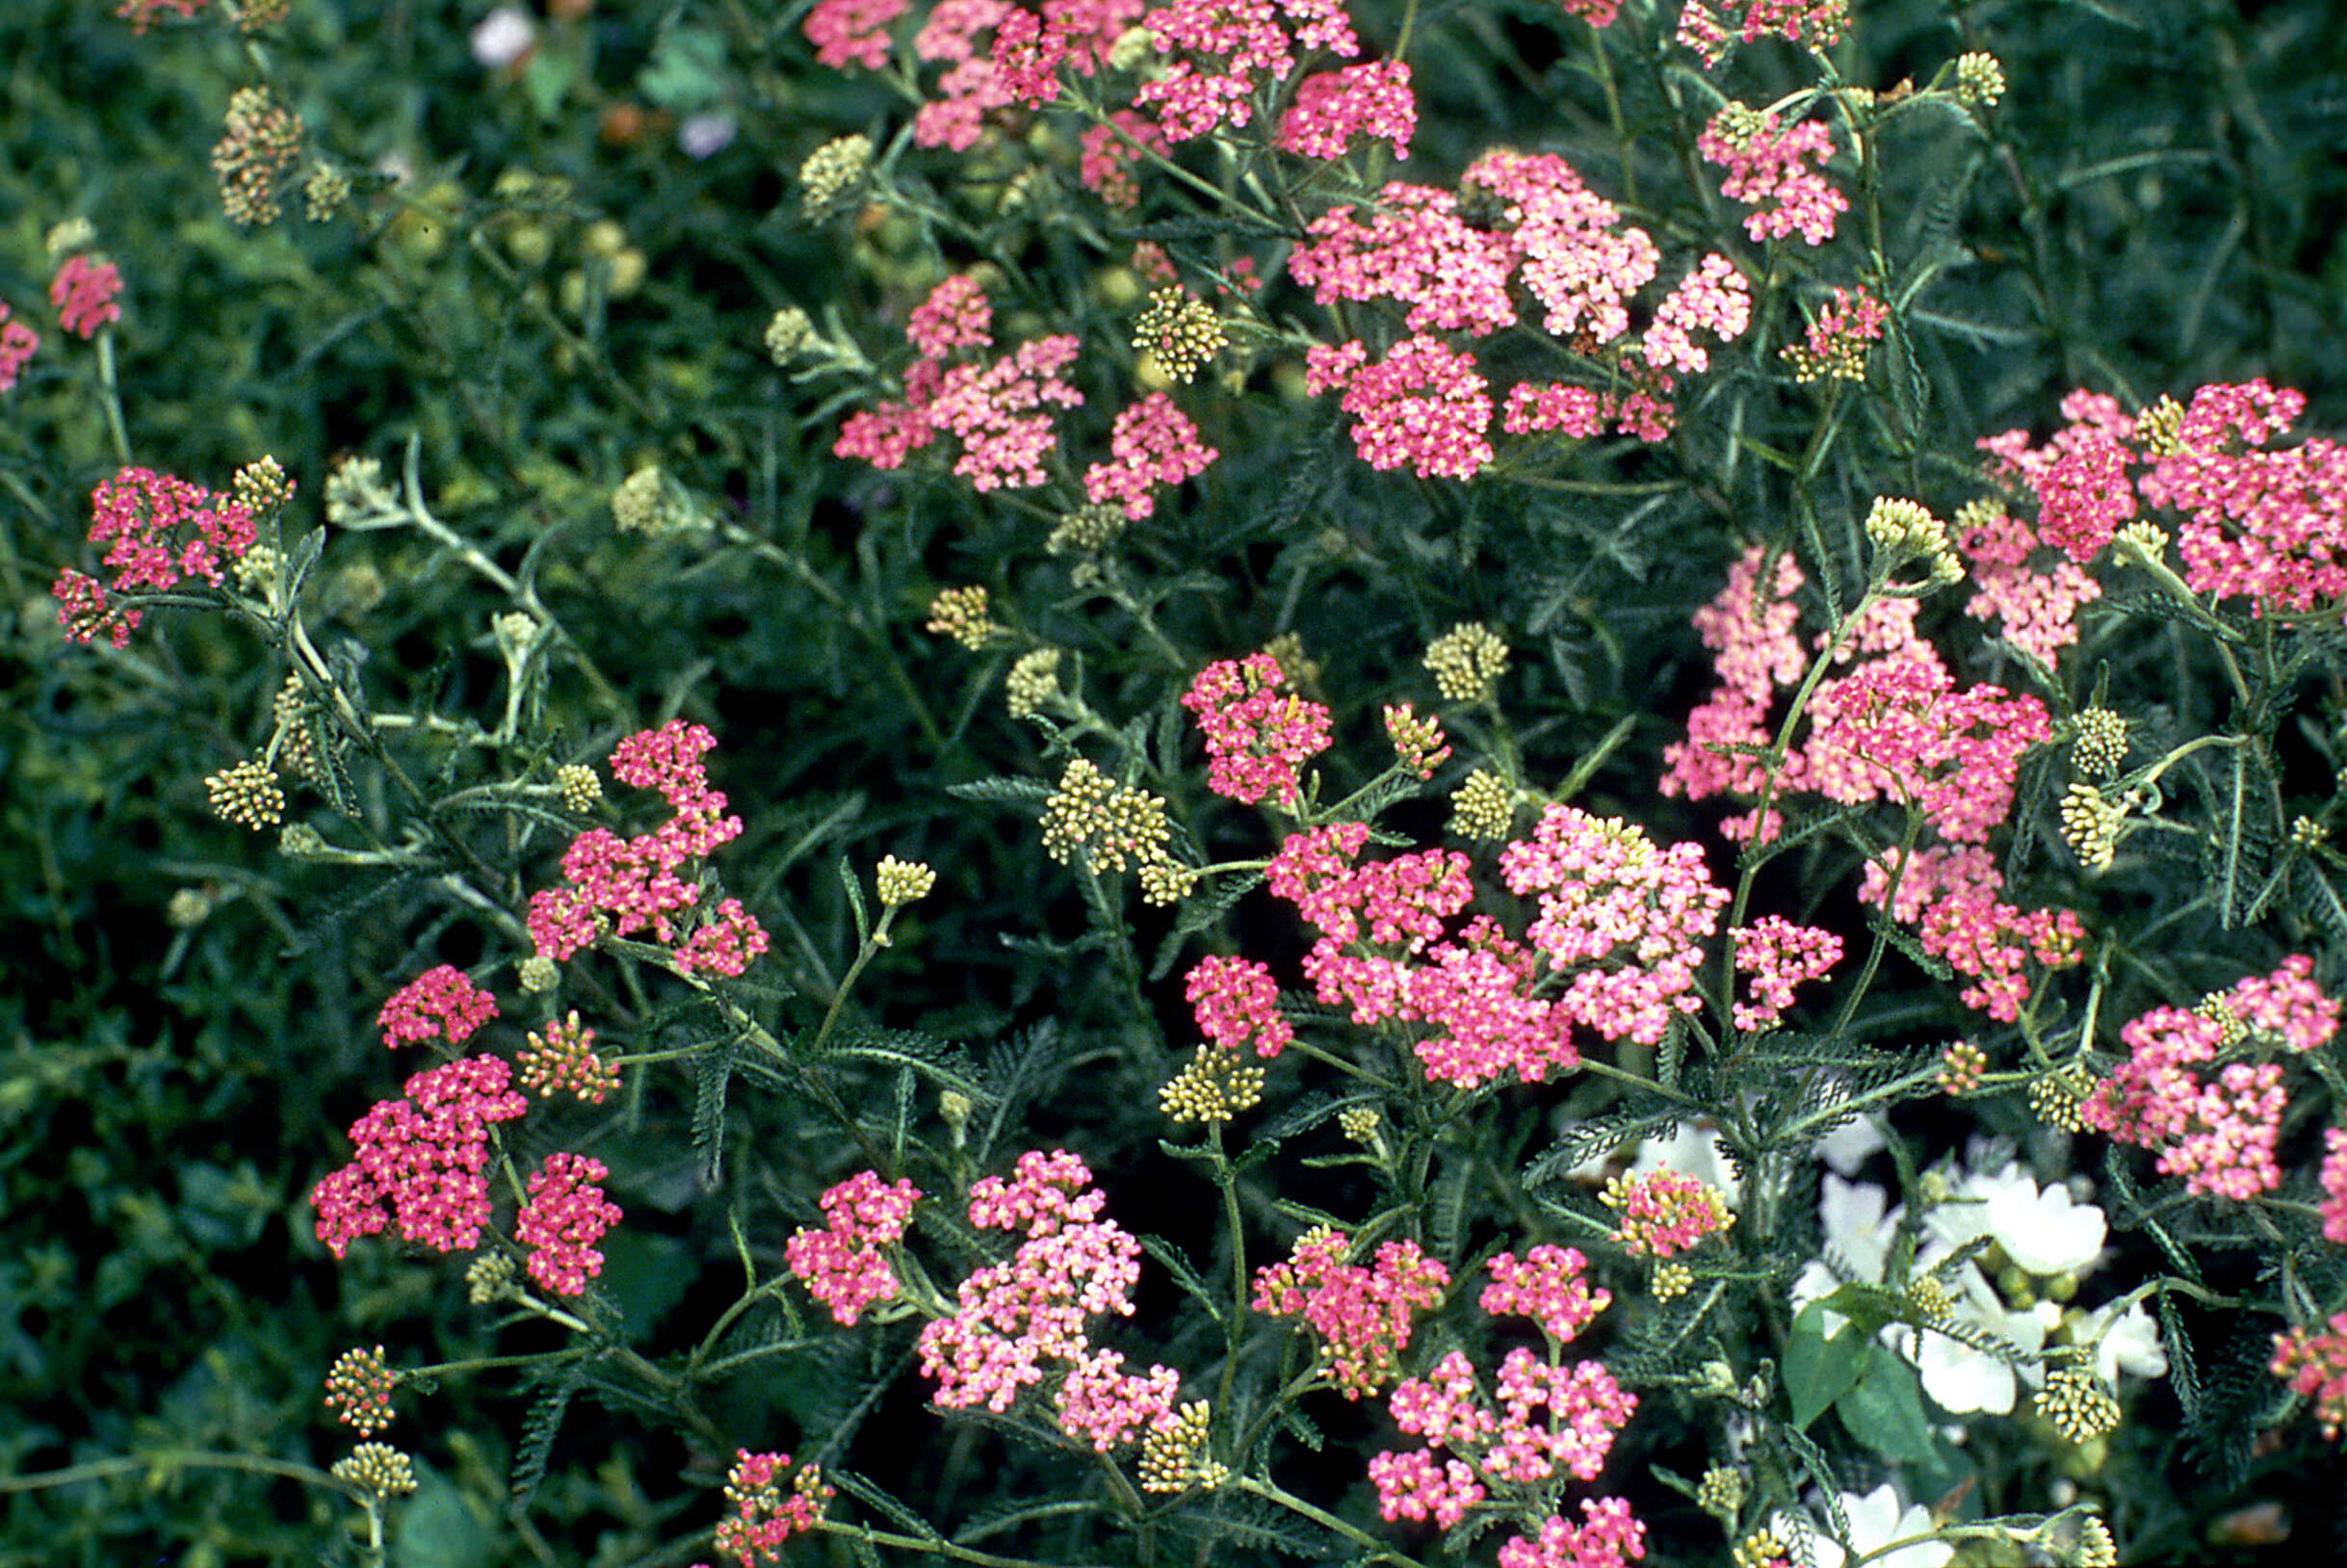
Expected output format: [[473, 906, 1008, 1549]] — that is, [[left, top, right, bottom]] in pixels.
[[1, 0, 2343, 1562]]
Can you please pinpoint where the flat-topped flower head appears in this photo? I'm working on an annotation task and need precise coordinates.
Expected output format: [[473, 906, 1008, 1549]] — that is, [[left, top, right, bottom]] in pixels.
[[1181, 653, 1333, 807]]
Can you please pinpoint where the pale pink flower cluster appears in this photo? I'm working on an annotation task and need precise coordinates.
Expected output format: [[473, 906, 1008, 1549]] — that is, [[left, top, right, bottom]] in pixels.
[[1557, 0, 1622, 23], [377, 964, 500, 1049], [1980, 380, 2347, 615], [1951, 496, 2101, 666], [1253, 1228, 1450, 1398], [1370, 1346, 1636, 1533], [1664, 544, 2053, 845], [1290, 185, 1519, 337], [53, 466, 257, 649], [1301, 333, 1494, 480], [527, 721, 762, 976], [917, 1150, 1182, 1448], [310, 1056, 528, 1258], [517, 1151, 623, 1296], [1180, 652, 1334, 806], [1275, 60, 1417, 161], [837, 275, 1084, 492], [1641, 253, 1750, 375], [1078, 111, 1164, 209], [1730, 916, 1841, 1031], [1603, 1169, 1733, 1257], [2273, 1313, 2347, 1440], [1478, 1245, 1610, 1344], [1082, 392, 1218, 517], [1135, 0, 1359, 142], [2320, 1128, 2347, 1245], [1499, 804, 1731, 1046], [803, 0, 907, 69], [901, 1, 1139, 149], [1466, 149, 1660, 344], [51, 254, 123, 339], [1801, 656, 2049, 843], [2080, 956, 2337, 1199], [785, 1169, 925, 1324], [1185, 953, 1292, 1057], [703, 1449, 831, 1566], [1697, 108, 1846, 246], [1861, 847, 2081, 1023], [1264, 825, 1579, 1088]]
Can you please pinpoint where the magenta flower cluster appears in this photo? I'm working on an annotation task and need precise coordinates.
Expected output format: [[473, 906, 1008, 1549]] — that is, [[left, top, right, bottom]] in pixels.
[[376, 963, 500, 1050], [1951, 485, 2102, 666], [1477, 1244, 1611, 1345], [784, 1169, 925, 1324], [0, 300, 35, 394], [527, 720, 766, 978], [1180, 652, 1333, 807], [50, 254, 123, 340], [311, 1055, 528, 1258], [1604, 1170, 1733, 1258], [53, 466, 257, 649], [916, 1150, 1184, 1451], [1367, 1250, 1640, 1562], [1135, 0, 1360, 142], [2080, 955, 2338, 1200], [1252, 1228, 1450, 1399], [1184, 953, 1293, 1058], [696, 1448, 830, 1567], [1861, 846, 2081, 1023], [516, 1151, 623, 1296], [1275, 59, 1417, 161], [2274, 1314, 2347, 1441]]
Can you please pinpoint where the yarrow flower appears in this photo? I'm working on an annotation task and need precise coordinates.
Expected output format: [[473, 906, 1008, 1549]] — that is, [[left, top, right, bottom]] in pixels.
[[804, 0, 907, 69], [518, 1011, 622, 1103], [785, 1169, 924, 1324], [0, 301, 36, 394], [376, 964, 499, 1050], [707, 1449, 833, 1566], [516, 1152, 623, 1296], [53, 466, 257, 649], [1698, 104, 1846, 246], [324, 1345, 398, 1435], [1275, 60, 1417, 161], [1180, 653, 1333, 807], [1186, 954, 1292, 1058], [1253, 1227, 1450, 1398], [1082, 393, 1218, 518], [49, 254, 123, 339], [1307, 334, 1494, 481], [1782, 286, 1886, 383], [2273, 1313, 2347, 1440], [1480, 1245, 1610, 1344], [1602, 1169, 1734, 1257], [211, 85, 303, 225], [1731, 917, 1842, 1031], [310, 1056, 529, 1258]]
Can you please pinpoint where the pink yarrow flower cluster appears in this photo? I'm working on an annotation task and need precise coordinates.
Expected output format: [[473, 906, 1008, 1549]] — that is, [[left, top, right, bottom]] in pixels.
[[516, 1152, 623, 1296], [785, 1169, 924, 1324], [1252, 1227, 1450, 1398], [699, 1449, 832, 1568], [1499, 805, 1731, 1046], [803, 0, 908, 69], [1677, 0, 1847, 64], [311, 1056, 528, 1258], [376, 964, 499, 1049], [1602, 1169, 1734, 1257], [52, 466, 257, 649], [1951, 493, 2102, 666], [1180, 652, 1333, 806], [916, 1151, 1183, 1450], [1641, 253, 1750, 376], [1698, 106, 1846, 246], [0, 300, 35, 394], [1265, 824, 1579, 1088], [1276, 60, 1417, 160], [1861, 846, 2082, 1023], [51, 254, 123, 339], [1082, 392, 1218, 518], [1370, 1331, 1638, 1544], [837, 275, 1084, 491], [1185, 954, 1292, 1057], [1135, 0, 1360, 142], [2079, 956, 2338, 1200], [1730, 916, 1841, 1031], [2320, 1128, 2347, 1245], [526, 721, 765, 976], [1303, 334, 1494, 480], [1478, 1245, 1610, 1345], [2274, 1313, 2347, 1440], [1078, 111, 1165, 208]]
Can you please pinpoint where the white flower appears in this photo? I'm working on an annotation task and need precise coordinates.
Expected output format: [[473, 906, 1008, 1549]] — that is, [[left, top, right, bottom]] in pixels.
[[1912, 1267, 2053, 1416], [1791, 1175, 1895, 1339], [2073, 1299, 2168, 1385], [1923, 1160, 2106, 1279], [470, 7, 536, 69], [1778, 1484, 1953, 1568]]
